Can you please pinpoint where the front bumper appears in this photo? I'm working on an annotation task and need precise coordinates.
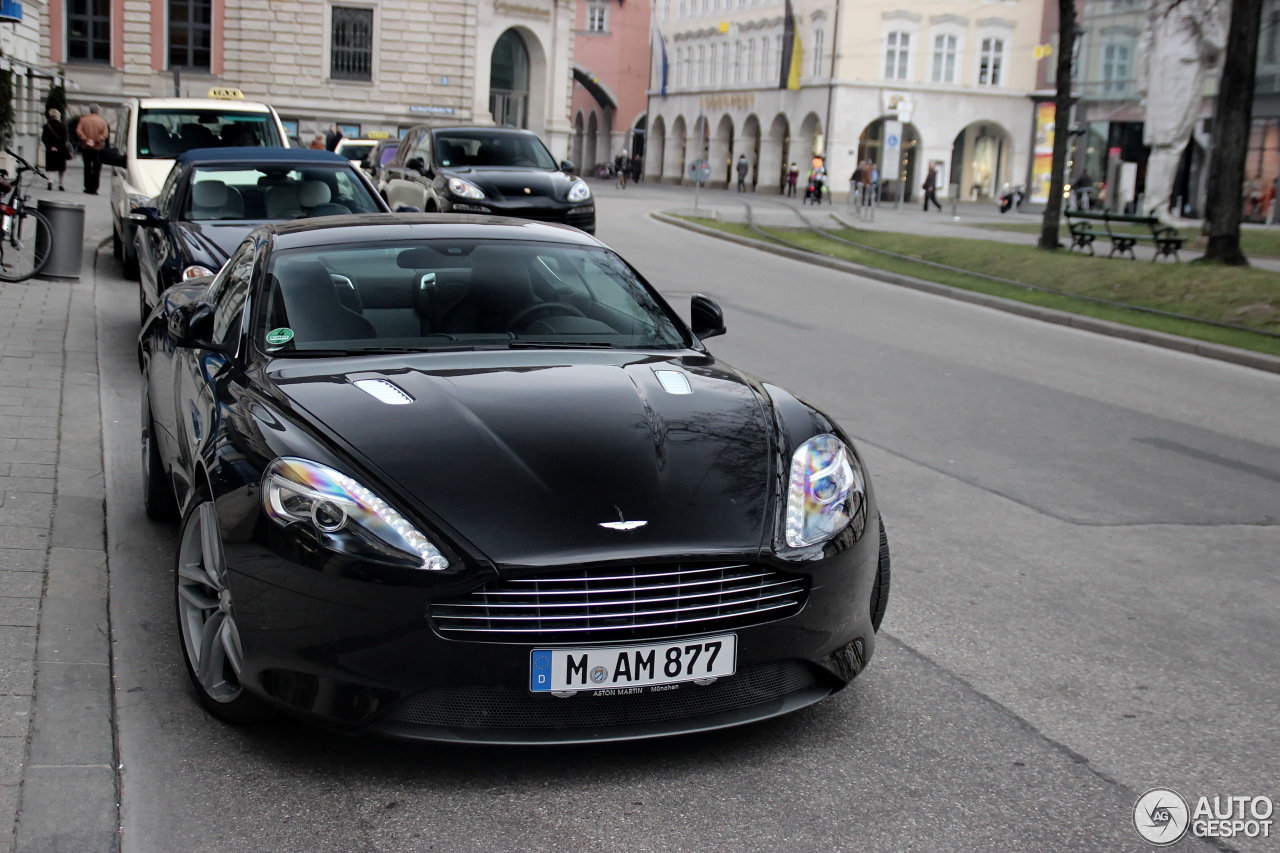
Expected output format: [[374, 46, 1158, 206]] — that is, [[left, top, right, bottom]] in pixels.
[[224, 520, 878, 744], [443, 197, 596, 233]]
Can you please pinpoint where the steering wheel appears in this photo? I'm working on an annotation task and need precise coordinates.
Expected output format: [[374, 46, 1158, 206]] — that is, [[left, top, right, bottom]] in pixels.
[[508, 302, 586, 329]]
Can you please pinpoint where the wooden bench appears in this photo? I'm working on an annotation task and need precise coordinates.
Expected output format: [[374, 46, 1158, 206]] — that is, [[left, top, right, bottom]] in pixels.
[[1064, 210, 1184, 262]]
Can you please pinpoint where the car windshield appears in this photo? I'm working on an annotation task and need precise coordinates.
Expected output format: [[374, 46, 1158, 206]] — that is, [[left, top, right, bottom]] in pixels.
[[184, 165, 383, 222], [258, 240, 689, 354], [137, 109, 282, 159], [434, 131, 558, 170], [336, 140, 376, 162]]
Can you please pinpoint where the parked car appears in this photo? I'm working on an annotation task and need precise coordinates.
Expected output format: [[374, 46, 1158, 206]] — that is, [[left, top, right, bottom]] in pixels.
[[334, 138, 378, 166], [363, 138, 401, 183], [380, 125, 593, 232], [139, 215, 889, 743], [110, 91, 290, 279], [130, 147, 389, 324]]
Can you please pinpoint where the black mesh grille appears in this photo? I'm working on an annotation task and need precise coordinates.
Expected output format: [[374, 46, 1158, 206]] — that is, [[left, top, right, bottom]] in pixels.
[[430, 562, 809, 643], [384, 660, 818, 730]]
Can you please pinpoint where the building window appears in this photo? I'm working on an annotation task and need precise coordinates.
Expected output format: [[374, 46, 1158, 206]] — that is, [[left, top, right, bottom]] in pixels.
[[587, 3, 607, 32], [811, 29, 823, 77], [1102, 42, 1130, 93], [169, 0, 212, 70], [676, 47, 686, 86], [67, 0, 111, 63], [709, 43, 719, 82], [979, 37, 1004, 85], [932, 34, 956, 83], [761, 36, 771, 81], [734, 41, 743, 81], [747, 39, 757, 82], [490, 29, 530, 127], [331, 6, 374, 81], [721, 41, 731, 82], [885, 31, 910, 80], [698, 45, 706, 85]]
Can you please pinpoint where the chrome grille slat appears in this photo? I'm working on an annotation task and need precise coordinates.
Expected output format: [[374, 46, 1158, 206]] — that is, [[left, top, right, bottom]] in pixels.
[[479, 571, 772, 597], [437, 600, 801, 633], [436, 587, 802, 621], [436, 578, 800, 610], [430, 562, 809, 642]]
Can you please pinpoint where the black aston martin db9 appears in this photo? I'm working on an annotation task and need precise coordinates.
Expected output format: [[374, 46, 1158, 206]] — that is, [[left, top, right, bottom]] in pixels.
[[141, 214, 890, 744]]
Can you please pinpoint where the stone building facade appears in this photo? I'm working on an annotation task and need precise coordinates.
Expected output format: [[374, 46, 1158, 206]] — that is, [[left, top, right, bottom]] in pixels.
[[39, 0, 577, 156], [2, 1, 62, 171], [646, 0, 1044, 202], [569, 0, 652, 175]]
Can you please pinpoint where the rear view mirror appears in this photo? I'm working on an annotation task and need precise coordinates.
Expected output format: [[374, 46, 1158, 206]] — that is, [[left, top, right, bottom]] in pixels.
[[406, 157, 425, 175], [690, 294, 725, 339]]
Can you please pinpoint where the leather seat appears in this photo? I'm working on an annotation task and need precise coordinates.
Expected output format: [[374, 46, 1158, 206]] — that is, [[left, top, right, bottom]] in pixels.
[[189, 181, 244, 220], [440, 246, 537, 334], [275, 261, 376, 344], [299, 181, 351, 217]]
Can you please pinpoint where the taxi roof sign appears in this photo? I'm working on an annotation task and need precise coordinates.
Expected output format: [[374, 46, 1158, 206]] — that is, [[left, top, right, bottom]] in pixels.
[[207, 88, 246, 100], [367, 131, 391, 139]]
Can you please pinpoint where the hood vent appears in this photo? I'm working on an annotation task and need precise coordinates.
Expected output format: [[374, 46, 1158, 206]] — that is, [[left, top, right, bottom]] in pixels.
[[353, 379, 414, 405], [654, 370, 692, 395]]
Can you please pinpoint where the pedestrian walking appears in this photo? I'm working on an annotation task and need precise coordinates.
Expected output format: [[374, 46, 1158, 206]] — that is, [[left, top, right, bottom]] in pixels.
[[787, 162, 799, 197], [735, 154, 749, 192], [75, 104, 111, 195], [66, 114, 82, 158], [922, 162, 942, 212], [1072, 170, 1093, 211], [42, 108, 70, 191], [309, 135, 326, 150], [615, 149, 630, 189], [632, 152, 643, 183], [324, 124, 344, 152]]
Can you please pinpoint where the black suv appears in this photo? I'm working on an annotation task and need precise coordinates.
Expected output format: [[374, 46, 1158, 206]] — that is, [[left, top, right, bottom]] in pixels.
[[379, 126, 594, 233]]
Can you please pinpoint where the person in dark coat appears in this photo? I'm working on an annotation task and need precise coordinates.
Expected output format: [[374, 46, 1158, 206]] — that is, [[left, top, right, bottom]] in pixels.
[[324, 124, 344, 152], [922, 163, 942, 211], [42, 108, 70, 191]]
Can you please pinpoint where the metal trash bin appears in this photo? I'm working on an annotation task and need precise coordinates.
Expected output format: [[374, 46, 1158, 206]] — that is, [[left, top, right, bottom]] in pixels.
[[36, 199, 86, 280]]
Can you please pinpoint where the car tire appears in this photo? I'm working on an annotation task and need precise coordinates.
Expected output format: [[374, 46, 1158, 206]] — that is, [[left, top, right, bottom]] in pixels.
[[870, 514, 891, 632], [123, 250, 139, 281], [141, 392, 177, 521], [176, 497, 273, 725]]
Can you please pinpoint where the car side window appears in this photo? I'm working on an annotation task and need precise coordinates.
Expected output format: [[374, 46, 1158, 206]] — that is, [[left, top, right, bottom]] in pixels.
[[410, 133, 432, 167], [210, 244, 255, 344], [156, 168, 181, 213]]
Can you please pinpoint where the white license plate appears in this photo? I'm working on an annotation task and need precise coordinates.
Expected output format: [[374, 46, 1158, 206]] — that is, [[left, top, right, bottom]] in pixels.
[[530, 634, 737, 693]]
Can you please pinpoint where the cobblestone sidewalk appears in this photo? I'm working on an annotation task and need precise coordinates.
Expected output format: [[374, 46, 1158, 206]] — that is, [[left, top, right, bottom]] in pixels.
[[1, 181, 117, 852]]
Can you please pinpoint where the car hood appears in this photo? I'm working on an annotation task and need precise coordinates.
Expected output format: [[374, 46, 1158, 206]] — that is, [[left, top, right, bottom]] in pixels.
[[268, 351, 776, 567], [451, 168, 570, 201], [175, 220, 259, 268]]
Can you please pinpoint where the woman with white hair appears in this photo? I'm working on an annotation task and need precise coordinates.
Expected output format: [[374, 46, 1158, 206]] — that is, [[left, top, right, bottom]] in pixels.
[[41, 108, 69, 191]]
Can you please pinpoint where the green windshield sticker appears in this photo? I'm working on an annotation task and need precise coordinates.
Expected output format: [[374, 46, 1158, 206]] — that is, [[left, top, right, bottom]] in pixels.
[[266, 328, 294, 346]]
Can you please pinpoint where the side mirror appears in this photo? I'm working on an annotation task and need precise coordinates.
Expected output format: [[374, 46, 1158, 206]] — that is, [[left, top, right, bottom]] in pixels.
[[394, 204, 421, 213], [690, 294, 726, 340], [405, 157, 425, 175], [167, 301, 227, 352], [560, 159, 576, 174], [128, 206, 165, 228]]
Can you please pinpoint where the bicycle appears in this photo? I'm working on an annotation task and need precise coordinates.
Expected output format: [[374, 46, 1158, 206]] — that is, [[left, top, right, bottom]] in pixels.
[[0, 149, 54, 282]]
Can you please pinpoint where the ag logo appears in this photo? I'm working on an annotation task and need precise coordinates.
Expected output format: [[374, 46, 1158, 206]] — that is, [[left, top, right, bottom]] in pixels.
[[1134, 788, 1190, 846]]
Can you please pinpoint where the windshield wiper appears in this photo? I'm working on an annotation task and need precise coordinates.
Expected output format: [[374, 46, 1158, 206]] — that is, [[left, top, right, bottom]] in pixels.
[[270, 345, 478, 357], [507, 340, 616, 349]]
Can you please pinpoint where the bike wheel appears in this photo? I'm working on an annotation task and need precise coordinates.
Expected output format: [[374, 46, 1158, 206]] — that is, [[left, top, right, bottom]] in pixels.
[[0, 208, 54, 283]]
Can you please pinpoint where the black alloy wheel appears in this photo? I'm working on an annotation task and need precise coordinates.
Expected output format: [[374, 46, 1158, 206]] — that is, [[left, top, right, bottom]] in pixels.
[[870, 514, 891, 632], [175, 498, 272, 724]]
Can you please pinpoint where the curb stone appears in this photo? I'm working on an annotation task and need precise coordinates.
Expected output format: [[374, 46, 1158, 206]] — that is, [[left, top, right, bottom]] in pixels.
[[652, 210, 1280, 376]]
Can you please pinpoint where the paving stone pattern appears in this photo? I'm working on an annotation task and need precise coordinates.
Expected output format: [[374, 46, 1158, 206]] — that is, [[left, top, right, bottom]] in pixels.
[[0, 180, 117, 853]]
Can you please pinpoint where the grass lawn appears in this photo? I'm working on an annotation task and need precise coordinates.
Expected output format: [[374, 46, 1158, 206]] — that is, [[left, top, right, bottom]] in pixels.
[[976, 219, 1280, 258], [676, 216, 1280, 358]]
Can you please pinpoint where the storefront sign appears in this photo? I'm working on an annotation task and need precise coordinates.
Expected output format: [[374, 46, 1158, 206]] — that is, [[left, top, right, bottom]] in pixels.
[[0, 0, 23, 24], [698, 93, 756, 112]]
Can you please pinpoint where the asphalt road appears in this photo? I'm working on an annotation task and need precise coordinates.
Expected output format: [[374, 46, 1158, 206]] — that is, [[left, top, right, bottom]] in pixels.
[[97, 185, 1279, 852]]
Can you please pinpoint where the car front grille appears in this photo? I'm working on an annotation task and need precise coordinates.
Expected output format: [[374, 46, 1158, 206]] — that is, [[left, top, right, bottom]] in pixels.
[[382, 660, 820, 731], [430, 562, 808, 643]]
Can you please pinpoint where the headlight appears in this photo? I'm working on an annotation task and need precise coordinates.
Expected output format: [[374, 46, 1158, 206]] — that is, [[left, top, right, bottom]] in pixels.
[[181, 264, 216, 280], [784, 435, 866, 548], [262, 457, 449, 571], [567, 178, 591, 201], [128, 193, 150, 210], [446, 177, 486, 200]]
